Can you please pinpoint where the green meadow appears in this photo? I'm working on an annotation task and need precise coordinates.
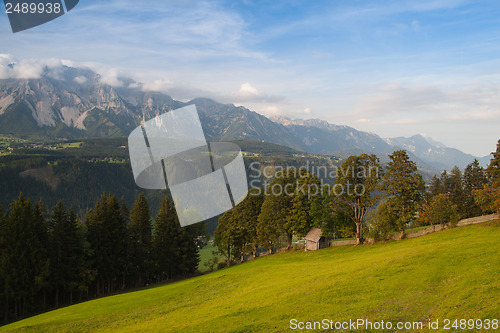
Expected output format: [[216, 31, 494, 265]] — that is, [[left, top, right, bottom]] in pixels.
[[2, 220, 499, 332]]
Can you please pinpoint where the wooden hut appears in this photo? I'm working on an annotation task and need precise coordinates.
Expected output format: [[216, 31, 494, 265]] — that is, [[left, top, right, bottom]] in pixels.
[[304, 228, 330, 251]]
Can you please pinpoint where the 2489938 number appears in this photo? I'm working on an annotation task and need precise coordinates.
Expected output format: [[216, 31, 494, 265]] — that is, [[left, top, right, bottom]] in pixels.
[[443, 318, 498, 330], [5, 2, 62, 14]]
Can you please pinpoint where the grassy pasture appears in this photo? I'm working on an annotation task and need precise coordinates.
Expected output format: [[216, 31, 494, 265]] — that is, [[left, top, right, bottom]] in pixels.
[[1, 220, 499, 332]]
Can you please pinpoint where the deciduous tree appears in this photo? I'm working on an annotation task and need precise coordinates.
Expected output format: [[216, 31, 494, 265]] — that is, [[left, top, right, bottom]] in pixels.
[[335, 154, 382, 244]]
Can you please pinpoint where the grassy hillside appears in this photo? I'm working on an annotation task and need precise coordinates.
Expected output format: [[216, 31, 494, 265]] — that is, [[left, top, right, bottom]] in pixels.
[[2, 220, 499, 332]]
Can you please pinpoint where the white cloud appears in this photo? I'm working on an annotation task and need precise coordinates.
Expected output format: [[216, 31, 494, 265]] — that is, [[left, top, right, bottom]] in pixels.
[[128, 82, 141, 89], [239, 82, 260, 96], [74, 76, 87, 84], [252, 104, 314, 118], [232, 82, 284, 104], [60, 60, 125, 87], [0, 54, 65, 80], [353, 82, 500, 118], [142, 79, 173, 92]]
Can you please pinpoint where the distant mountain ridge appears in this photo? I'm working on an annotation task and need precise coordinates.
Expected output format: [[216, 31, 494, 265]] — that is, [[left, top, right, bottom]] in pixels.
[[0, 64, 490, 170]]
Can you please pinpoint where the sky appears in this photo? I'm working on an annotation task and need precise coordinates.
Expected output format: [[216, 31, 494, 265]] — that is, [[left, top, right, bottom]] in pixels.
[[1, 0, 500, 156]]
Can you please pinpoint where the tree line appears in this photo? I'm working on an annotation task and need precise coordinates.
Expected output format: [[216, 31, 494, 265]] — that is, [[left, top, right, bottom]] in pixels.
[[0, 193, 202, 325], [214, 140, 500, 265]]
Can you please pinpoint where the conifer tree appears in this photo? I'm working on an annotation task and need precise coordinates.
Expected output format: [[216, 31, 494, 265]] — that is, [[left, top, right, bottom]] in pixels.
[[214, 210, 235, 266], [215, 188, 264, 264], [381, 150, 425, 239], [257, 169, 321, 249], [50, 201, 86, 306], [429, 175, 443, 197], [448, 166, 466, 217], [463, 159, 488, 217], [85, 194, 128, 295], [128, 193, 152, 286], [474, 140, 500, 215], [1, 194, 49, 318], [487, 139, 500, 187], [0, 204, 7, 323], [153, 196, 180, 280], [232, 188, 264, 260]]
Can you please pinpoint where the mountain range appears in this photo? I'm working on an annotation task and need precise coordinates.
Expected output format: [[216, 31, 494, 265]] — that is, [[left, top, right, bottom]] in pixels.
[[0, 64, 491, 171]]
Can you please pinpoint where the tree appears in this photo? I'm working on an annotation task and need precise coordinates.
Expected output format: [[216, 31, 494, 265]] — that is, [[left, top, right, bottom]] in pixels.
[[153, 196, 179, 280], [312, 188, 350, 239], [257, 168, 322, 250], [335, 154, 382, 244], [228, 188, 264, 261], [128, 193, 153, 286], [474, 184, 500, 215], [440, 170, 450, 193], [288, 171, 324, 238], [0, 194, 50, 319], [463, 159, 488, 217], [366, 199, 398, 241], [257, 169, 296, 250], [85, 194, 128, 295], [474, 140, 500, 216], [214, 188, 264, 265], [0, 204, 7, 323], [448, 166, 466, 217], [381, 150, 425, 239], [419, 194, 459, 228], [152, 196, 199, 280], [429, 175, 444, 197], [486, 139, 500, 187], [49, 202, 86, 306], [175, 223, 200, 276], [214, 210, 236, 266]]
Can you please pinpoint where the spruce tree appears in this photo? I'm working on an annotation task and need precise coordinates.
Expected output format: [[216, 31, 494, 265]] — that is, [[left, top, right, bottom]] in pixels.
[[128, 193, 153, 286], [448, 166, 466, 217], [0, 204, 7, 323], [463, 159, 488, 217], [487, 139, 500, 187], [153, 196, 179, 280], [85, 194, 128, 295], [429, 175, 444, 197], [50, 202, 86, 306], [474, 140, 500, 216], [177, 223, 200, 275], [2, 194, 49, 317]]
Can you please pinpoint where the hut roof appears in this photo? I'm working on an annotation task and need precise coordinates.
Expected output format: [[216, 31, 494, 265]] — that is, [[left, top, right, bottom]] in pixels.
[[305, 227, 323, 242]]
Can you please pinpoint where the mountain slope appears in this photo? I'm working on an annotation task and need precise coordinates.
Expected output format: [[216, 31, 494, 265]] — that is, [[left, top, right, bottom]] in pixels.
[[385, 135, 481, 170], [271, 116, 391, 155], [1, 221, 499, 332], [0, 66, 304, 151], [186, 98, 302, 150]]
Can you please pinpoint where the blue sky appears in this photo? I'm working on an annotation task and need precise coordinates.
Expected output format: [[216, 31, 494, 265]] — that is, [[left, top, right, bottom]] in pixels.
[[1, 0, 500, 156]]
